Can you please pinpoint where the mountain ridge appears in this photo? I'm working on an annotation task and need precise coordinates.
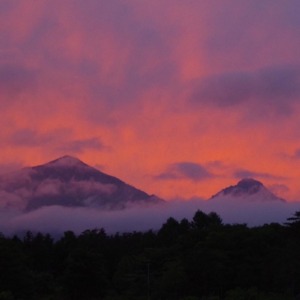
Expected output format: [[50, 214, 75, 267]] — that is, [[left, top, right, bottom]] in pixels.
[[0, 157, 286, 212], [0, 155, 162, 211], [210, 178, 285, 202]]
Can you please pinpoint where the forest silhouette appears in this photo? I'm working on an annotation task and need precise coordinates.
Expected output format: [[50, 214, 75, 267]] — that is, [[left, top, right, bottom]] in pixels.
[[1, 209, 300, 300]]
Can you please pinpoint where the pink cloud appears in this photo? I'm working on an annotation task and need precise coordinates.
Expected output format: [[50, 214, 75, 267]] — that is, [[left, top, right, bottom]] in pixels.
[[0, 0, 300, 201]]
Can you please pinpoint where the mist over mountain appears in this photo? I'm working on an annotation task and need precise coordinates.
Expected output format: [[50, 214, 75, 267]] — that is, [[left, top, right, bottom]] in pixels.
[[0, 155, 162, 211], [210, 178, 285, 202], [0, 158, 300, 235]]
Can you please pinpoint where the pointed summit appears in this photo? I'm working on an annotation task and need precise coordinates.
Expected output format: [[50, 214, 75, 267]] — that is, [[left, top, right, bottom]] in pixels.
[[42, 155, 88, 168], [224, 178, 263, 196], [0, 156, 163, 211], [210, 178, 285, 202]]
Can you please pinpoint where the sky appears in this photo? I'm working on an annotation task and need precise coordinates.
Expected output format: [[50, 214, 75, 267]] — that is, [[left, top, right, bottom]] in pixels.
[[1, 0, 300, 201]]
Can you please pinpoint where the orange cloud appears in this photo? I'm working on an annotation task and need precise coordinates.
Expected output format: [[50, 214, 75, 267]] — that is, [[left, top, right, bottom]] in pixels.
[[0, 1, 300, 201]]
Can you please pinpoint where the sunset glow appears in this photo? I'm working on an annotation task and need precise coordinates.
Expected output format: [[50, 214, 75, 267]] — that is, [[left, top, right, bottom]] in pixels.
[[1, 0, 300, 200]]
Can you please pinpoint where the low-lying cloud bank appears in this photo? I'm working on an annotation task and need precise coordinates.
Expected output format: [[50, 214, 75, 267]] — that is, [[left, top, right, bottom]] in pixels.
[[1, 198, 300, 236]]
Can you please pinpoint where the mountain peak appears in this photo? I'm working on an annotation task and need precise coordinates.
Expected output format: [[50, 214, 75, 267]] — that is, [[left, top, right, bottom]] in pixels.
[[236, 178, 263, 192], [0, 155, 163, 211], [210, 178, 285, 202], [217, 178, 264, 197], [44, 155, 87, 168]]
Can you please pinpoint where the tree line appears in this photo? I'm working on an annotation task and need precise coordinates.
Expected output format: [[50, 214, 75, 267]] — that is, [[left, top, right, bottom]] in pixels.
[[1, 210, 300, 300]]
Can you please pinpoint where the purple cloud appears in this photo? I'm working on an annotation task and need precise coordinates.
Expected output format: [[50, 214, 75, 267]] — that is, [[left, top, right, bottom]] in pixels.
[[204, 0, 300, 69], [156, 162, 213, 181], [57, 137, 104, 154], [191, 65, 300, 115], [9, 128, 104, 153], [9, 129, 63, 147], [0, 63, 37, 100], [233, 168, 286, 180], [0, 162, 25, 175], [291, 149, 300, 159]]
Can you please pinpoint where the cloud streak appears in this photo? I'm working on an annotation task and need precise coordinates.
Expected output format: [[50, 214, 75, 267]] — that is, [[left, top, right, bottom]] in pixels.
[[0, 63, 37, 101], [190, 65, 300, 115], [233, 168, 286, 181], [9, 128, 105, 154], [156, 162, 213, 182], [56, 137, 105, 154]]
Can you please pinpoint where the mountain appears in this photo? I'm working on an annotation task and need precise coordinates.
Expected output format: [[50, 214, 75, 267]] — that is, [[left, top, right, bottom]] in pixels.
[[210, 178, 285, 202], [0, 155, 162, 211]]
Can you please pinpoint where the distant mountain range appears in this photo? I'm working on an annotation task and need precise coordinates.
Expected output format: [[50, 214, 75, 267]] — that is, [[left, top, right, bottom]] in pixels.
[[0, 156, 162, 211], [0, 156, 285, 212], [210, 178, 285, 202]]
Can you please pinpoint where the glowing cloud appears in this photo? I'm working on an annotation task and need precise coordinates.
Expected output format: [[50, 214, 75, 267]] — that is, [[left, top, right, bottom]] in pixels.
[[0, 0, 300, 201]]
